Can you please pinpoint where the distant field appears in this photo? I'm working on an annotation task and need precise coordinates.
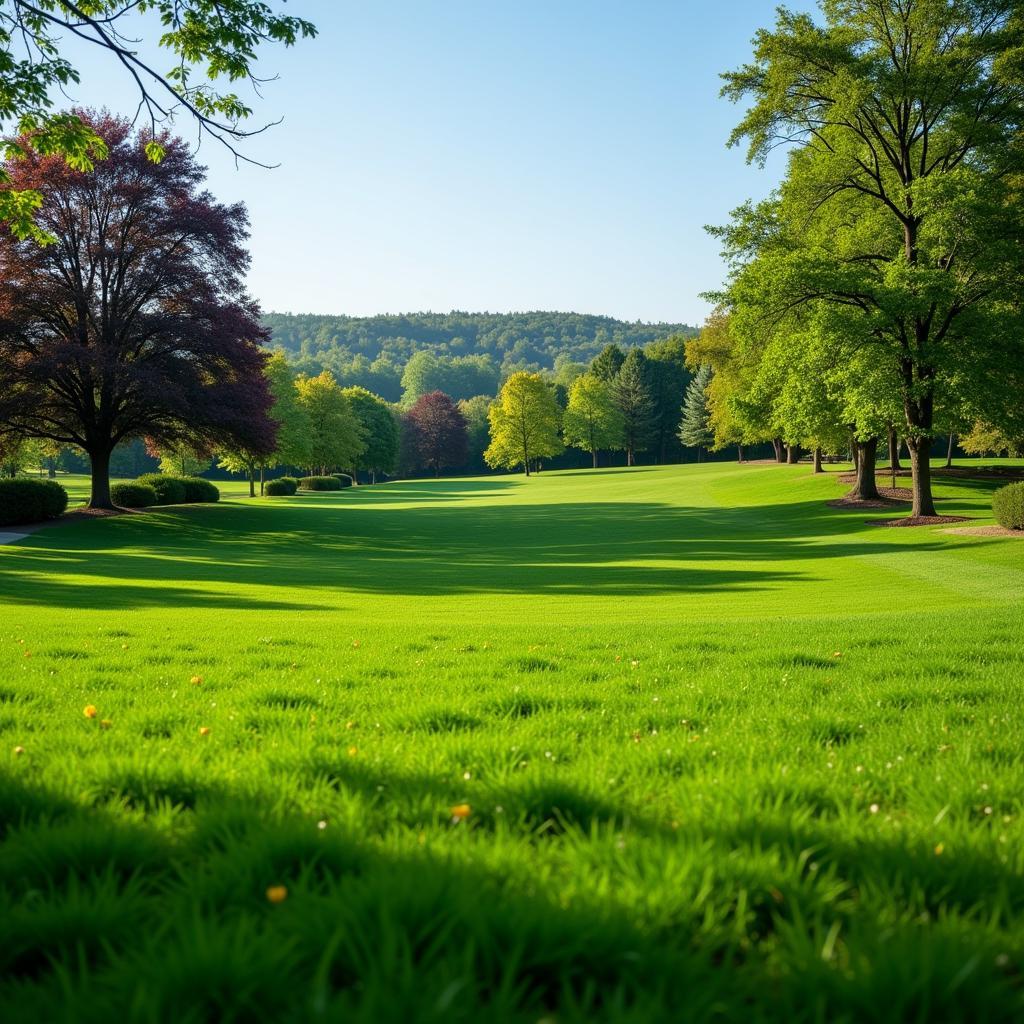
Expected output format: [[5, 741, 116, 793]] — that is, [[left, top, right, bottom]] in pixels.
[[2, 462, 1022, 1021]]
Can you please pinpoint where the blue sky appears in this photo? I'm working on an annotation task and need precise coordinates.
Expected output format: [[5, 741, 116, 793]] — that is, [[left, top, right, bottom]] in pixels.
[[62, 1, 788, 325]]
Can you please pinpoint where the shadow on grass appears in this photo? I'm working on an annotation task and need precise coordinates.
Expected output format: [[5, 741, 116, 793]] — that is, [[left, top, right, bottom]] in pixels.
[[0, 483, 999, 609]]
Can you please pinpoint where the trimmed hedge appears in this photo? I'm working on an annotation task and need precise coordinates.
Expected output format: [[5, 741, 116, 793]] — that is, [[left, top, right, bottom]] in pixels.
[[111, 482, 158, 508], [136, 474, 187, 505], [278, 476, 299, 494], [135, 474, 219, 505], [179, 477, 220, 503], [264, 479, 295, 497], [0, 479, 68, 527], [993, 482, 1024, 530], [299, 476, 344, 491]]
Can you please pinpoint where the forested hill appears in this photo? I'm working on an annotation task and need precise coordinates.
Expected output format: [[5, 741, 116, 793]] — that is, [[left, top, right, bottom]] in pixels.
[[262, 311, 695, 403]]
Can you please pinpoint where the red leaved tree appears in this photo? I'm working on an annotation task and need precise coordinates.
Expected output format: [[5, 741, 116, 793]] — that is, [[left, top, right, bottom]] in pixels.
[[404, 391, 468, 477], [0, 113, 276, 508]]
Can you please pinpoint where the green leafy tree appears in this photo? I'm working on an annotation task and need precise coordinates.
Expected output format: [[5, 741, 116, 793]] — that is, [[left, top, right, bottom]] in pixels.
[[458, 395, 493, 472], [294, 371, 364, 476], [0, 2, 316, 239], [679, 365, 714, 460], [342, 386, 399, 483], [484, 372, 562, 476], [562, 374, 624, 468], [590, 343, 627, 383], [645, 335, 690, 464], [721, 0, 1024, 516], [612, 349, 655, 466]]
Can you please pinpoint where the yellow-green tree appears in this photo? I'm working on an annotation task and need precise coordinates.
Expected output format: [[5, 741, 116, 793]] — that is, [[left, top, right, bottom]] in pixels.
[[562, 374, 624, 468], [294, 371, 364, 476], [485, 372, 562, 476]]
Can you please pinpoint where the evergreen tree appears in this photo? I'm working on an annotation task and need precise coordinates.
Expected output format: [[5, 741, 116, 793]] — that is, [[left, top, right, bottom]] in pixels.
[[590, 343, 626, 382], [679, 364, 714, 461], [611, 350, 655, 466]]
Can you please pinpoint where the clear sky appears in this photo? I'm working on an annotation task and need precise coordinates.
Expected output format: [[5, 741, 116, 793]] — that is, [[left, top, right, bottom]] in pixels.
[[61, 1, 788, 326]]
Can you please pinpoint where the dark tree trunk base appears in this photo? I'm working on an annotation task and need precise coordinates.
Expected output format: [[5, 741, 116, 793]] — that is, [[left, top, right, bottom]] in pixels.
[[850, 438, 881, 501]]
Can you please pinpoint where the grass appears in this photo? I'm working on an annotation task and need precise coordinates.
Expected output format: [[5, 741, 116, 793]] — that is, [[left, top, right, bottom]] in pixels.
[[1, 461, 1022, 1022]]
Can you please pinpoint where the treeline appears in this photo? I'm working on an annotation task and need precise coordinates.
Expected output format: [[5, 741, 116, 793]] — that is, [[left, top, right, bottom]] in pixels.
[[263, 311, 695, 403]]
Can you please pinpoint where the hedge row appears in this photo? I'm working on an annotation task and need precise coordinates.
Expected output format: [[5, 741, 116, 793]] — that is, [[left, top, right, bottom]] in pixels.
[[265, 476, 298, 496], [0, 479, 69, 527], [134, 474, 219, 506], [993, 482, 1024, 530], [298, 475, 351, 491], [111, 482, 159, 508]]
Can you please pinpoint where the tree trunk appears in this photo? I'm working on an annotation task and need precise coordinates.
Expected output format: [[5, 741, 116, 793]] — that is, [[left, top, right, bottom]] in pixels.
[[247, 470, 255, 498], [813, 447, 823, 473], [945, 432, 955, 469], [88, 448, 114, 510], [849, 438, 881, 501], [907, 436, 937, 517], [737, 443, 744, 463], [887, 426, 902, 472], [260, 466, 266, 495], [772, 437, 785, 463], [786, 444, 800, 465], [627, 445, 635, 467], [592, 450, 598, 469], [371, 470, 377, 484]]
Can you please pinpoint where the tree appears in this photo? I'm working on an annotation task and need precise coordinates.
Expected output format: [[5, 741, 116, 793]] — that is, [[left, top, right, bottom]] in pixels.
[[485, 372, 562, 476], [590, 343, 626, 382], [147, 439, 211, 477], [294, 371, 364, 476], [612, 349, 655, 466], [0, 115, 276, 508], [679, 365, 714, 460], [562, 374, 624, 468], [404, 392, 468, 477], [0, 2, 316, 239], [343, 386, 399, 482], [645, 335, 690, 464], [458, 395, 493, 472], [219, 351, 310, 495], [722, 1, 1024, 517]]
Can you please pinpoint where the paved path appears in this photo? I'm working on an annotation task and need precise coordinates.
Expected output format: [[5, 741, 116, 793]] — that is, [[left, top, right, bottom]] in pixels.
[[0, 532, 28, 545]]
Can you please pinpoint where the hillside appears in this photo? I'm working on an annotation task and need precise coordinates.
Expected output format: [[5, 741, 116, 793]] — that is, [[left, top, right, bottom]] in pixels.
[[263, 311, 695, 402]]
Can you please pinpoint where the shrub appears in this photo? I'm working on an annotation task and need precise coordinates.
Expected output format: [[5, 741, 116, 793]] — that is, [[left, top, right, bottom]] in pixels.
[[993, 482, 1024, 530], [111, 482, 159, 508], [278, 476, 299, 494], [334, 474, 353, 488], [137, 473, 187, 505], [298, 476, 343, 491], [264, 479, 294, 497], [0, 479, 69, 526], [179, 477, 220, 503]]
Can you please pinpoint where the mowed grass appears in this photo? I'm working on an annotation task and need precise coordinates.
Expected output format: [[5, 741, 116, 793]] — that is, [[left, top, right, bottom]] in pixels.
[[1, 462, 1022, 1022]]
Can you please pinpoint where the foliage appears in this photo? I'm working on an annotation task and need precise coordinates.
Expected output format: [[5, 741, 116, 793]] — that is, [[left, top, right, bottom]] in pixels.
[[611, 350, 655, 466], [961, 423, 1024, 459], [720, 0, 1024, 516], [458, 395, 493, 472], [179, 478, 220, 504], [645, 335, 690, 463], [294, 371, 364, 475], [400, 351, 500, 407], [993, 483, 1024, 531], [0, 1, 316, 238], [590, 343, 626, 382], [484, 372, 563, 475], [404, 392, 469, 476], [298, 476, 345, 491], [342, 387, 399, 478], [678, 365, 714, 454], [562, 374, 624, 465], [110, 482, 159, 509], [135, 474, 187, 506], [148, 440, 212, 478], [263, 479, 295, 497], [0, 477, 67, 525], [278, 476, 299, 493], [0, 114, 276, 509], [266, 312, 694, 383], [1, 465, 1024, 1020]]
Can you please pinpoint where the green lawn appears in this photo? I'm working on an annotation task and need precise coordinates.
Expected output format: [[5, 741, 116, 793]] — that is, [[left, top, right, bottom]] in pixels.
[[1, 462, 1022, 1021]]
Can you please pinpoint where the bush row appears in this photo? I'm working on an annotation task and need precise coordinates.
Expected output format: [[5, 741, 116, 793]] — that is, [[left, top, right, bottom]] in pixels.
[[0, 479, 69, 527], [116, 474, 220, 507], [265, 476, 298, 496], [298, 475, 351, 491], [993, 482, 1024, 530]]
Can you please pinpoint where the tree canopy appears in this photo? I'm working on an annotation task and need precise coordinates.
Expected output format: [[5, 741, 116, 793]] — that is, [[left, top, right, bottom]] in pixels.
[[485, 372, 563, 476]]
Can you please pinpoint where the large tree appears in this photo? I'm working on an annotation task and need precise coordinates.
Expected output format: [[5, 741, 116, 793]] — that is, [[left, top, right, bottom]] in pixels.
[[0, 115, 276, 508], [679, 364, 714, 460], [645, 335, 690, 464], [612, 349, 655, 466], [404, 391, 468, 477], [294, 370, 364, 476], [562, 373, 624, 468], [343, 386, 399, 483], [0, 2, 316, 239], [485, 372, 562, 476], [721, 1, 1024, 517]]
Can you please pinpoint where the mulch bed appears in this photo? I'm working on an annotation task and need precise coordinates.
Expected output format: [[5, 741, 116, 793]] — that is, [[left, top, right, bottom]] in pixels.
[[942, 524, 1024, 538], [827, 486, 912, 510], [866, 515, 970, 528]]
